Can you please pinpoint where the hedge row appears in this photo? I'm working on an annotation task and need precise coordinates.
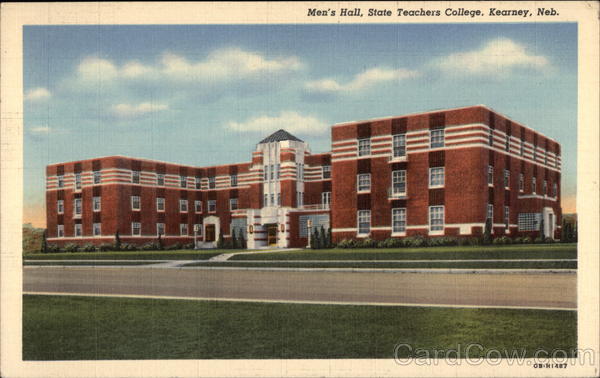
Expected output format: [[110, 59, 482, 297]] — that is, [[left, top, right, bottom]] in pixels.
[[335, 235, 557, 249]]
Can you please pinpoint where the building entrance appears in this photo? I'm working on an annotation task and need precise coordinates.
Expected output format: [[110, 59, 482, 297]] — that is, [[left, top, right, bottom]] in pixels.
[[266, 224, 278, 246], [205, 224, 216, 242]]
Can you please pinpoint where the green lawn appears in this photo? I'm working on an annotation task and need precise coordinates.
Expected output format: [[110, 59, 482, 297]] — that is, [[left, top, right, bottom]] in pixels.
[[23, 249, 241, 261], [183, 260, 577, 270], [232, 244, 577, 261], [23, 261, 163, 266], [23, 295, 576, 360]]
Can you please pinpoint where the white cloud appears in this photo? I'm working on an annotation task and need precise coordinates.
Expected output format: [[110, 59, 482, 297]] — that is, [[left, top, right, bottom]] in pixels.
[[306, 67, 419, 94], [227, 111, 328, 135], [74, 47, 303, 84], [432, 38, 550, 75], [110, 102, 169, 119], [29, 126, 51, 135], [25, 87, 51, 101]]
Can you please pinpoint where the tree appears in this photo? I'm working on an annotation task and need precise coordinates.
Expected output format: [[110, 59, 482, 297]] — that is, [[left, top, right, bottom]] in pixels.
[[231, 229, 238, 249], [310, 228, 319, 249], [216, 228, 225, 249], [328, 227, 333, 248], [115, 231, 121, 251], [238, 228, 247, 249], [157, 233, 163, 250], [319, 226, 326, 249], [483, 218, 492, 245], [40, 229, 48, 253]]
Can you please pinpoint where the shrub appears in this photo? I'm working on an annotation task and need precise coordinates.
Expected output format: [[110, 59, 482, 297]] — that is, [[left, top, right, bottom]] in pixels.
[[336, 239, 356, 249], [114, 231, 121, 251], [492, 236, 512, 245], [183, 242, 195, 249], [428, 236, 458, 247], [482, 218, 493, 245], [120, 243, 137, 251], [63, 243, 79, 253], [238, 229, 247, 249], [81, 243, 96, 252], [534, 237, 544, 244], [513, 237, 524, 244], [544, 237, 555, 244], [98, 243, 113, 251], [356, 238, 377, 249], [522, 236, 533, 244], [404, 235, 426, 248], [46, 244, 60, 253], [165, 243, 182, 251], [141, 242, 158, 251]]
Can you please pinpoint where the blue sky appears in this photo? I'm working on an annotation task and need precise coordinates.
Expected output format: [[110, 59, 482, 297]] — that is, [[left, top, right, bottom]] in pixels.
[[23, 23, 577, 226]]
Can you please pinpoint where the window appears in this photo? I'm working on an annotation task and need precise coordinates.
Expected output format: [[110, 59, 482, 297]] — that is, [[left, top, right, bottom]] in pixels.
[[93, 223, 101, 236], [269, 193, 274, 206], [92, 196, 101, 212], [93, 171, 101, 184], [296, 163, 304, 181], [392, 170, 406, 195], [533, 147, 537, 162], [429, 167, 445, 188], [277, 193, 281, 206], [230, 174, 237, 187], [504, 170, 510, 189], [179, 199, 188, 212], [156, 197, 165, 211], [322, 192, 331, 206], [519, 173, 524, 192], [276, 164, 281, 180], [157, 174, 165, 186], [74, 223, 82, 237], [208, 200, 216, 212], [505, 135, 510, 152], [504, 206, 510, 228], [358, 138, 371, 156], [180, 175, 187, 188], [544, 153, 548, 165], [131, 195, 141, 210], [180, 223, 188, 236], [553, 183, 558, 197], [263, 165, 268, 180], [57, 224, 64, 238], [208, 177, 216, 189], [520, 141, 525, 156], [393, 134, 406, 158], [74, 198, 82, 216], [532, 177, 537, 194], [194, 224, 202, 236], [195, 200, 202, 212], [322, 165, 331, 179], [195, 176, 201, 189], [132, 171, 140, 184], [57, 200, 64, 214], [132, 222, 141, 236], [488, 129, 494, 146], [357, 210, 371, 234], [488, 165, 494, 186], [487, 204, 494, 220], [57, 175, 64, 188], [296, 191, 304, 207], [75, 173, 81, 190], [230, 198, 238, 211], [429, 206, 444, 231], [157, 223, 165, 236], [543, 180, 548, 195], [430, 129, 444, 148], [270, 164, 274, 180], [263, 194, 268, 207], [518, 213, 541, 231], [357, 173, 371, 192], [392, 208, 406, 233]]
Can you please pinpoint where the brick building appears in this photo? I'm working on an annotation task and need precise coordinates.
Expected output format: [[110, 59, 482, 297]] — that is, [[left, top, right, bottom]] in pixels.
[[45, 105, 562, 248]]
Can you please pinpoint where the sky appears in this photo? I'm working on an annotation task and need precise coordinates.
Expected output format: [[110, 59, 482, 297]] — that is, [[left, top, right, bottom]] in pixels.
[[23, 23, 577, 227]]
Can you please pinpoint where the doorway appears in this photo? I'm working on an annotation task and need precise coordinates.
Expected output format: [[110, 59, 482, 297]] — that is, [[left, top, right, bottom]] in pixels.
[[266, 224, 278, 246], [205, 224, 216, 242]]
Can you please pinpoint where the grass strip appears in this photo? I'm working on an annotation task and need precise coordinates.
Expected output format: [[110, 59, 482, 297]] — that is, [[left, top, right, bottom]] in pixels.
[[23, 261, 163, 266], [233, 244, 577, 261], [23, 294, 576, 360], [23, 250, 229, 261]]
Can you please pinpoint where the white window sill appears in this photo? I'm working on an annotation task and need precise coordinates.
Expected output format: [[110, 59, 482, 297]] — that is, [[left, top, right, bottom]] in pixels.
[[391, 232, 406, 237], [390, 156, 407, 162], [180, 211, 188, 213], [428, 185, 444, 189], [357, 190, 371, 194], [428, 229, 444, 236], [356, 233, 370, 238], [488, 184, 494, 187], [157, 209, 165, 212]]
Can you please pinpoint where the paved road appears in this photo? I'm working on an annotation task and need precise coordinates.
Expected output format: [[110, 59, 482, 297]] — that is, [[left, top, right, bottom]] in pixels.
[[23, 267, 576, 309]]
